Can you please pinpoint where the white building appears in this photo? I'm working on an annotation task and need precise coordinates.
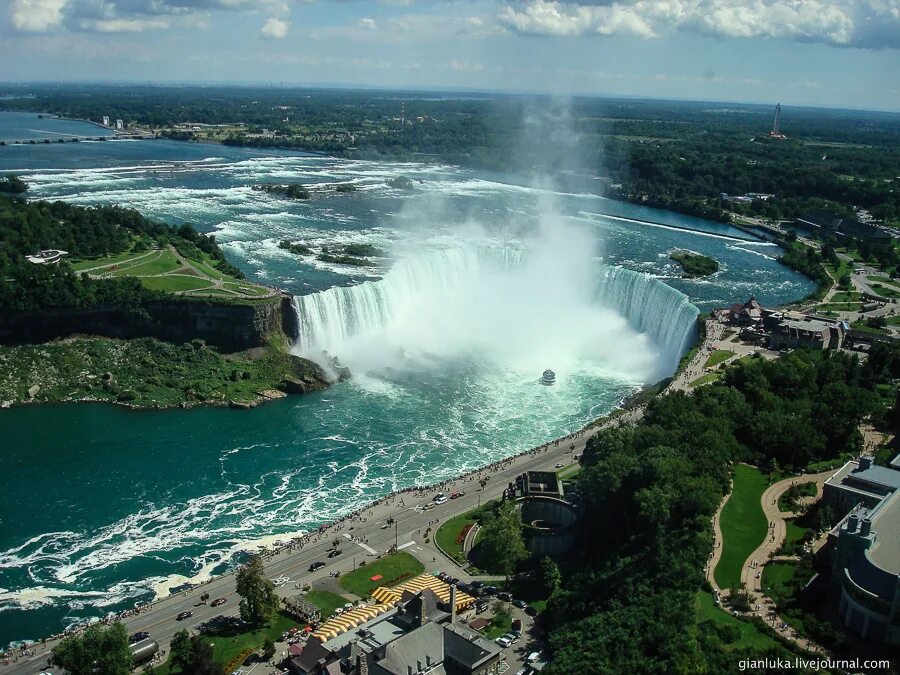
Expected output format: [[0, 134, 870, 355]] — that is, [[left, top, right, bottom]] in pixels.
[[115, 119, 124, 130], [102, 116, 110, 127]]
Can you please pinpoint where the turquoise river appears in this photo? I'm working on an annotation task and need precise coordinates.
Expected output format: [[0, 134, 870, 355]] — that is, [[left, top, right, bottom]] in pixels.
[[0, 112, 815, 644]]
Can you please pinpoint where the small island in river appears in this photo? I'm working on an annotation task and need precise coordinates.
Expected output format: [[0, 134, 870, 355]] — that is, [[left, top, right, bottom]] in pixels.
[[670, 250, 719, 277]]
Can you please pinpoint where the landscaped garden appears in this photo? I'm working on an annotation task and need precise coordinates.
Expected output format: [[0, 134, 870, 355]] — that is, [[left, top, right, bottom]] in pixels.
[[714, 464, 770, 590], [338, 551, 424, 597]]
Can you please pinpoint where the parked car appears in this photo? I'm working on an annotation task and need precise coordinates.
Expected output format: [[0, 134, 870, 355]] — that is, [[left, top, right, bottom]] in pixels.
[[470, 580, 485, 590], [506, 632, 520, 644], [495, 636, 512, 648], [475, 601, 489, 613], [497, 592, 512, 602], [211, 598, 227, 607], [328, 549, 342, 558], [483, 586, 498, 596], [512, 599, 527, 609], [526, 651, 541, 664], [176, 611, 193, 621], [524, 605, 538, 616], [129, 632, 150, 644], [309, 561, 326, 572]]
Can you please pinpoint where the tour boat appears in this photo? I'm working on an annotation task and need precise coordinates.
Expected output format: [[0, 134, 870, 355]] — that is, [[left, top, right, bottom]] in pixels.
[[541, 369, 556, 386]]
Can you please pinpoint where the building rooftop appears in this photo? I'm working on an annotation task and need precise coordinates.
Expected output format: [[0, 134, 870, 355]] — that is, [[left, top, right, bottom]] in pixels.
[[866, 489, 900, 574]]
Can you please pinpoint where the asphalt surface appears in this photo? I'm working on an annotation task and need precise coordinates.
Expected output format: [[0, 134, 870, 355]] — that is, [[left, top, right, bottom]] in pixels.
[[5, 431, 593, 675]]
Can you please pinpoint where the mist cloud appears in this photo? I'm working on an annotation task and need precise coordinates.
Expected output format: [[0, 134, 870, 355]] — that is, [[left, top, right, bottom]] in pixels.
[[498, 0, 900, 49]]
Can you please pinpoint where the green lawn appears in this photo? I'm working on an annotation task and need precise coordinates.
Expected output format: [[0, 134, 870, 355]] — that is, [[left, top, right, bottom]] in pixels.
[[886, 315, 900, 326], [690, 372, 721, 388], [761, 562, 798, 603], [850, 321, 888, 335], [110, 250, 181, 277], [305, 590, 349, 619], [339, 552, 425, 598], [483, 610, 513, 640], [828, 290, 864, 303], [72, 248, 148, 271], [695, 591, 779, 650], [140, 275, 215, 292], [777, 481, 817, 513], [705, 350, 735, 368], [815, 302, 863, 312], [782, 520, 811, 554], [154, 612, 298, 675], [224, 281, 270, 296], [435, 510, 478, 563], [870, 283, 900, 299], [714, 464, 769, 590]]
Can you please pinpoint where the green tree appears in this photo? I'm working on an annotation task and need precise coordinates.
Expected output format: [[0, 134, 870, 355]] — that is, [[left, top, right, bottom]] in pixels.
[[188, 636, 223, 675], [51, 622, 132, 675], [235, 554, 279, 626], [477, 501, 528, 579], [539, 556, 561, 596], [170, 629, 192, 673]]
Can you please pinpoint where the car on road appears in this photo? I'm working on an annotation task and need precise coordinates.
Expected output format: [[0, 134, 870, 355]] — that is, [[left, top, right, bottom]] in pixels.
[[328, 549, 343, 558], [211, 598, 227, 607], [176, 611, 193, 621], [433, 495, 448, 505], [495, 636, 512, 648], [129, 631, 150, 643], [450, 491, 465, 499], [512, 599, 527, 609], [497, 592, 512, 602], [309, 561, 326, 571], [482, 585, 498, 596], [555, 462, 565, 468]]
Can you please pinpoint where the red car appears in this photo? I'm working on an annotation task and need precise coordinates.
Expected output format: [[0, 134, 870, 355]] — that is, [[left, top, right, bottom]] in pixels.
[[211, 598, 227, 607]]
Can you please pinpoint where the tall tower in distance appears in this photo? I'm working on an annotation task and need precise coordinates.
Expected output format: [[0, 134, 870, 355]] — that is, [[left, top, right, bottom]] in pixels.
[[768, 102, 788, 139]]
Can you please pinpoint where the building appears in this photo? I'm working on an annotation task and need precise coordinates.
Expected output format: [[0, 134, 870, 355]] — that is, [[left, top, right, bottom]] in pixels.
[[115, 119, 124, 130], [823, 456, 900, 515], [728, 297, 764, 327], [25, 249, 68, 265], [795, 210, 892, 242], [102, 116, 110, 127], [825, 457, 900, 646], [763, 310, 846, 351], [829, 489, 900, 646], [288, 586, 503, 675]]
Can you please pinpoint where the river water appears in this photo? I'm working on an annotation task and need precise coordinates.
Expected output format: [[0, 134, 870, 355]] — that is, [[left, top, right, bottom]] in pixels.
[[0, 112, 814, 643]]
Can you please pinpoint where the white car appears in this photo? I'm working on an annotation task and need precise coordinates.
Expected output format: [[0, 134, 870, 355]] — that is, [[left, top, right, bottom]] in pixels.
[[495, 636, 512, 648], [433, 495, 448, 505]]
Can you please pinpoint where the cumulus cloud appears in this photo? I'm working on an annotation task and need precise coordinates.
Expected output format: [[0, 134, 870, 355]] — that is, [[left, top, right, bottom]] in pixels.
[[10, 0, 67, 32], [357, 17, 377, 29], [7, 0, 293, 35], [498, 0, 900, 49], [260, 16, 289, 38]]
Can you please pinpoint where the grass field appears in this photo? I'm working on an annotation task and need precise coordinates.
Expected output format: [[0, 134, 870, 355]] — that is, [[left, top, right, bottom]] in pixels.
[[761, 562, 798, 603], [695, 591, 780, 650], [782, 520, 811, 553], [153, 612, 298, 675], [777, 481, 817, 513], [339, 552, 424, 598], [110, 249, 181, 277], [714, 464, 770, 590], [71, 247, 150, 271], [870, 283, 900, 299], [705, 350, 735, 368], [435, 510, 479, 563], [140, 275, 215, 292], [690, 372, 721, 388], [305, 590, 349, 619]]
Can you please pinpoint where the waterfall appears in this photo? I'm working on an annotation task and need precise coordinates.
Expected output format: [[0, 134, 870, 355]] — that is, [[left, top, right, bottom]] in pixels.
[[594, 267, 699, 372], [292, 244, 699, 377]]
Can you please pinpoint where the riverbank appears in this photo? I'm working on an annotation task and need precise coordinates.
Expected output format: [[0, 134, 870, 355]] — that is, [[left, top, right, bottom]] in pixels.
[[0, 335, 329, 410]]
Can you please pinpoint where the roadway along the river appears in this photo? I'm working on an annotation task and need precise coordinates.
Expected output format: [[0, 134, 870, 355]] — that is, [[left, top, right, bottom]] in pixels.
[[6, 432, 591, 675]]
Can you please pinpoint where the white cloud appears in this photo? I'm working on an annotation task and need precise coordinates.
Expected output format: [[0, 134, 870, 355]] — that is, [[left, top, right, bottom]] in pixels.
[[357, 17, 377, 30], [9, 0, 67, 32], [260, 16, 289, 38], [498, 0, 900, 49]]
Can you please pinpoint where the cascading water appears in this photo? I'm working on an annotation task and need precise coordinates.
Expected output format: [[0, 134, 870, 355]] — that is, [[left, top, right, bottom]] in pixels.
[[292, 241, 699, 380]]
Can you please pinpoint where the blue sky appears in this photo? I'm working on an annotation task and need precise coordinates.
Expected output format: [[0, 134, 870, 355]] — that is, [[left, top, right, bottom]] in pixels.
[[3, 0, 899, 110]]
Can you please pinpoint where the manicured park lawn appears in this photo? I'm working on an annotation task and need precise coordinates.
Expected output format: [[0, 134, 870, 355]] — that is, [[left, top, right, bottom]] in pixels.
[[110, 249, 181, 277], [690, 372, 720, 388], [714, 464, 769, 590], [305, 590, 349, 618], [72, 248, 148, 271], [705, 350, 735, 368], [154, 612, 298, 675], [339, 552, 424, 598], [695, 591, 779, 650], [435, 511, 478, 564], [140, 275, 215, 292], [761, 562, 798, 603]]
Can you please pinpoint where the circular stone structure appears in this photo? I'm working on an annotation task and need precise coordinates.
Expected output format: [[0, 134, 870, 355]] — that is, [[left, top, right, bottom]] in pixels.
[[518, 496, 580, 557]]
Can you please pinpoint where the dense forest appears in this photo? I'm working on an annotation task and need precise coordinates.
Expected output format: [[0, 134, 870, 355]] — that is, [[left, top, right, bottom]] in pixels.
[[2, 84, 898, 226], [542, 348, 898, 673], [0, 187, 243, 311]]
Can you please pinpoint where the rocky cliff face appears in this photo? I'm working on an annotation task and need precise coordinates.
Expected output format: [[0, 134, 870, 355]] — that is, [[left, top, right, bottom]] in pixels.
[[0, 295, 301, 352]]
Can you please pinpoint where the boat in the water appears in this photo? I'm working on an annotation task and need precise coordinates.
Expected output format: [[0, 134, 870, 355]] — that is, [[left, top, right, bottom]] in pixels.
[[541, 369, 556, 386]]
